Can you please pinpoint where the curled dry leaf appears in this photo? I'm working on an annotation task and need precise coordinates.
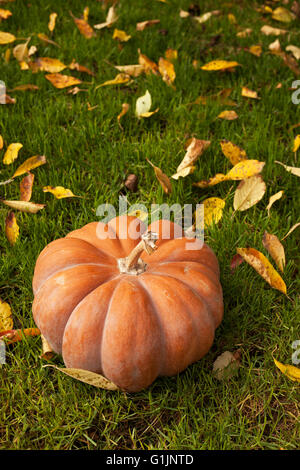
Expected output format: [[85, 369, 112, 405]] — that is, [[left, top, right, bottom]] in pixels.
[[201, 60, 241, 71], [113, 29, 131, 42], [68, 59, 95, 76], [262, 231, 285, 272], [72, 14, 95, 38], [275, 160, 300, 177], [233, 175, 266, 211], [266, 190, 284, 216], [282, 222, 300, 240], [43, 365, 119, 390], [241, 86, 259, 99], [94, 5, 118, 30], [172, 138, 210, 180], [136, 90, 158, 118], [1, 200, 45, 213], [40, 334, 54, 360], [236, 247, 287, 294], [43, 186, 78, 199], [13, 155, 46, 177], [96, 73, 130, 88], [212, 351, 240, 381], [114, 64, 144, 77], [272, 7, 296, 23], [0, 135, 3, 149], [9, 84, 39, 92], [3, 143, 23, 165], [0, 9, 12, 20], [0, 31, 15, 44], [37, 33, 60, 47], [220, 140, 247, 165], [165, 48, 178, 61], [20, 173, 34, 201], [5, 211, 19, 245], [236, 28, 252, 38], [124, 174, 138, 192], [45, 73, 81, 89], [0, 299, 13, 331], [0, 328, 40, 344], [217, 110, 238, 120], [158, 57, 175, 87], [117, 102, 129, 128], [269, 39, 281, 52], [136, 19, 160, 31], [194, 160, 265, 188], [48, 12, 57, 32], [248, 45, 262, 57], [138, 49, 159, 75], [230, 253, 244, 273], [13, 39, 30, 62], [274, 358, 300, 382], [286, 45, 300, 60], [261, 25, 287, 36], [203, 197, 225, 227], [146, 158, 172, 194]]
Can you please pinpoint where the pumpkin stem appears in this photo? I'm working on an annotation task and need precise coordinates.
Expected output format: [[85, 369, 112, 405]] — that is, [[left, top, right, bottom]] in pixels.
[[118, 231, 159, 275]]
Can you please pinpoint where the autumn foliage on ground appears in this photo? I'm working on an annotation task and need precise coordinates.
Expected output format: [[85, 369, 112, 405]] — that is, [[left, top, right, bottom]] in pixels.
[[0, 0, 299, 450]]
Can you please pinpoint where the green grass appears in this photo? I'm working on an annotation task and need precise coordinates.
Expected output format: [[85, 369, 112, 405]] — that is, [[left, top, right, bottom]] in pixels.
[[0, 0, 299, 450]]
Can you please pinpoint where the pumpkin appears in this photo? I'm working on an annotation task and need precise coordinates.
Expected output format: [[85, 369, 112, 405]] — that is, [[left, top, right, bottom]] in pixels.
[[32, 215, 223, 392]]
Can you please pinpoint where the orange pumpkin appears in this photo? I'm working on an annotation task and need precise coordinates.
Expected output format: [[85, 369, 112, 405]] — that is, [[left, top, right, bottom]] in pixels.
[[32, 215, 223, 392]]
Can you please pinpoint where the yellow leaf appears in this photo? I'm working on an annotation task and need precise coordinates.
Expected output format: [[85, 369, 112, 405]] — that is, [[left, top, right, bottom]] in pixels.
[[13, 155, 46, 177], [138, 49, 159, 75], [293, 135, 300, 152], [48, 12, 57, 32], [0, 31, 15, 44], [261, 25, 287, 36], [262, 231, 285, 272], [96, 73, 130, 88], [165, 48, 178, 61], [201, 60, 241, 71], [94, 5, 118, 30], [13, 39, 30, 62], [114, 64, 144, 77], [40, 334, 54, 361], [0, 299, 13, 332], [1, 200, 45, 213], [43, 186, 77, 199], [249, 45, 262, 57], [203, 197, 225, 227], [194, 10, 220, 24], [0, 9, 12, 20], [272, 7, 296, 23], [274, 358, 300, 382], [5, 211, 19, 246], [136, 19, 160, 31], [194, 160, 265, 188], [158, 57, 176, 87], [172, 138, 210, 180], [136, 90, 158, 118], [233, 175, 266, 211], [117, 103, 130, 128], [241, 86, 259, 99], [236, 28, 252, 38], [217, 110, 238, 120], [31, 57, 66, 73], [275, 160, 300, 177], [43, 365, 119, 390], [147, 159, 172, 194], [83, 7, 89, 22], [282, 222, 300, 240], [220, 140, 247, 165], [236, 247, 287, 294], [37, 33, 60, 47], [286, 45, 300, 60], [20, 173, 34, 202], [112, 28, 131, 42], [266, 190, 284, 215], [3, 143, 23, 165], [73, 16, 95, 38], [45, 73, 81, 89], [0, 135, 3, 150]]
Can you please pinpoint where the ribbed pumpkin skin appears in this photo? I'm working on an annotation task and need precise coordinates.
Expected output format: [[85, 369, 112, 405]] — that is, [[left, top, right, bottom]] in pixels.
[[32, 216, 223, 392]]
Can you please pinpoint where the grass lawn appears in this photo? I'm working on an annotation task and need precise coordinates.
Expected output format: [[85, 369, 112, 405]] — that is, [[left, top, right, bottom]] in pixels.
[[0, 0, 299, 450]]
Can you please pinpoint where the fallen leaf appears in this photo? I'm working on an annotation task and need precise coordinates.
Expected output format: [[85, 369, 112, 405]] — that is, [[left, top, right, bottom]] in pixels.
[[158, 57, 175, 87], [261, 25, 287, 36], [220, 140, 247, 165], [282, 222, 300, 240], [203, 197, 225, 227], [37, 33, 60, 47], [31, 57, 66, 73], [112, 28, 131, 42], [0, 9, 12, 20], [3, 143, 23, 165], [236, 28, 252, 38], [68, 59, 95, 76], [275, 160, 300, 177], [269, 39, 281, 52], [1, 200, 45, 213], [43, 186, 78, 199], [96, 73, 130, 88], [117, 102, 129, 128], [13, 38, 30, 62], [241, 86, 259, 99], [94, 5, 118, 30], [67, 86, 88, 95], [165, 48, 177, 61], [72, 15, 95, 38], [136, 19, 160, 31], [262, 231, 285, 272], [236, 247, 287, 294], [20, 173, 34, 201], [286, 45, 300, 60], [179, 10, 190, 18], [0, 299, 13, 331], [83, 6, 89, 22], [138, 49, 159, 75], [201, 60, 241, 71], [212, 351, 240, 380], [293, 135, 300, 152], [194, 10, 220, 24], [172, 138, 210, 180], [48, 12, 57, 32], [0, 135, 3, 149], [248, 45, 262, 57], [147, 158, 172, 194], [274, 358, 300, 382], [45, 73, 81, 89], [43, 365, 119, 390], [233, 175, 266, 211], [136, 90, 158, 118], [272, 7, 296, 23], [40, 334, 54, 360], [0, 31, 15, 44], [124, 174, 138, 192], [0, 328, 40, 344], [217, 110, 238, 120], [5, 211, 19, 245], [13, 155, 46, 177], [114, 64, 144, 77], [194, 160, 265, 188], [230, 253, 244, 273], [9, 84, 39, 91], [266, 190, 284, 216], [2, 94, 15, 104]]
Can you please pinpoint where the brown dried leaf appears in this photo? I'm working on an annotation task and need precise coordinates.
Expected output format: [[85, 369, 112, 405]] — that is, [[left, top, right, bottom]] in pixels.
[[136, 19, 160, 31], [20, 173, 34, 201], [5, 211, 19, 245], [158, 57, 176, 87], [43, 365, 119, 390], [45, 73, 81, 89], [147, 159, 172, 194], [212, 351, 240, 380], [262, 232, 286, 272], [172, 138, 210, 180], [138, 49, 159, 75]]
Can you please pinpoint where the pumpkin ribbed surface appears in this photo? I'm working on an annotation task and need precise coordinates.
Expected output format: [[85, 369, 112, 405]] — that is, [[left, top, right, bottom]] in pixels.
[[32, 215, 223, 392]]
